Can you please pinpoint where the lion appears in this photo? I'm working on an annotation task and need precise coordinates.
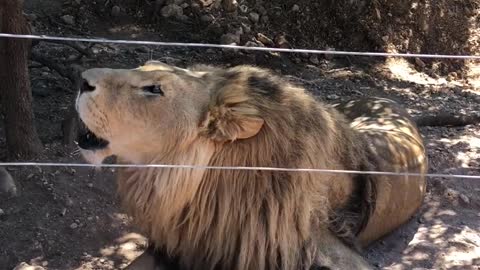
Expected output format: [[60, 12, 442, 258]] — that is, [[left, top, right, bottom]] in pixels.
[[75, 60, 427, 270]]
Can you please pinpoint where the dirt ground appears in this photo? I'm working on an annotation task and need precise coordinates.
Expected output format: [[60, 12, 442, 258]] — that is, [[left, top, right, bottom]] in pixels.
[[0, 0, 479, 269]]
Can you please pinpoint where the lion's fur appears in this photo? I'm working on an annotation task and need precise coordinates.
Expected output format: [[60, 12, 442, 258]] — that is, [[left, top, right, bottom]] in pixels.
[[77, 61, 427, 270]]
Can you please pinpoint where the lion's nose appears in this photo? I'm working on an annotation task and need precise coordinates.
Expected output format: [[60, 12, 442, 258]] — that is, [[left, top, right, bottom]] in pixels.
[[80, 80, 96, 93]]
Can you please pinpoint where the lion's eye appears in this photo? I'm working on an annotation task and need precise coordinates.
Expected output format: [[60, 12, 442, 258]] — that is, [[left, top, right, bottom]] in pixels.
[[142, 85, 164, 96]]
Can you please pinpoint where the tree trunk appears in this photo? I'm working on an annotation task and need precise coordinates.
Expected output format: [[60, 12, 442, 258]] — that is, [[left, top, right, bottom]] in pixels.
[[0, 0, 42, 159]]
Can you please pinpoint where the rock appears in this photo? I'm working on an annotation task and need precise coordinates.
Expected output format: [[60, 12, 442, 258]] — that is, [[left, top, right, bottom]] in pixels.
[[198, 0, 214, 7], [274, 33, 291, 48], [13, 262, 45, 270], [444, 188, 459, 201], [155, 0, 166, 9], [260, 15, 269, 24], [161, 4, 183, 18], [200, 14, 215, 23], [327, 94, 340, 100], [256, 33, 274, 46], [459, 194, 470, 204], [0, 167, 17, 198], [111, 5, 121, 17], [61, 15, 75, 25], [0, 208, 4, 216], [239, 4, 248, 13], [24, 13, 38, 21], [176, 14, 189, 21], [244, 41, 259, 47], [241, 23, 251, 34], [309, 55, 320, 65], [258, 6, 267, 15], [415, 57, 426, 69], [325, 47, 336, 60], [220, 33, 240, 45], [70, 222, 79, 229], [223, 0, 238, 12], [249, 12, 259, 23], [291, 4, 300, 12], [65, 196, 74, 207]]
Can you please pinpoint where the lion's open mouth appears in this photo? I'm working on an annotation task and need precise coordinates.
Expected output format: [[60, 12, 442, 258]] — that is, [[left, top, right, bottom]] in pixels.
[[77, 118, 109, 150]]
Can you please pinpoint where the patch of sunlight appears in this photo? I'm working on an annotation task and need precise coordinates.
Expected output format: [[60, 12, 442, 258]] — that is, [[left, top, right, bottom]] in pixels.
[[385, 58, 461, 87], [439, 135, 480, 149], [76, 232, 147, 270], [422, 201, 441, 221], [439, 135, 480, 167], [436, 226, 480, 268]]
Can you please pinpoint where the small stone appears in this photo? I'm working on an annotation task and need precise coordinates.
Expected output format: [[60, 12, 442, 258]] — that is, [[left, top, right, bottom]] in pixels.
[[25, 13, 38, 21], [459, 194, 470, 204], [65, 197, 74, 207], [381, 35, 388, 42], [274, 33, 291, 49], [87, 183, 93, 188], [249, 12, 259, 23], [200, 14, 214, 23], [323, 47, 336, 60], [256, 33, 274, 46], [260, 15, 269, 24], [61, 15, 75, 25], [309, 55, 320, 65], [0, 208, 4, 216], [0, 167, 17, 197], [70, 222, 79, 229], [241, 23, 251, 34], [111, 5, 121, 17], [223, 0, 238, 12], [239, 4, 248, 13], [176, 14, 189, 21], [327, 94, 340, 100], [197, 0, 214, 7], [161, 4, 183, 18], [291, 4, 300, 12], [155, 0, 166, 8], [244, 41, 260, 47], [444, 188, 459, 201], [13, 262, 46, 270], [415, 58, 426, 69], [257, 6, 267, 15], [220, 33, 240, 45]]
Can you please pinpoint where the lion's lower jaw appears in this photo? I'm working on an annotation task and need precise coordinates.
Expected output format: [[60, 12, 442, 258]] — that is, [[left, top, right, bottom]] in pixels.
[[79, 148, 112, 165]]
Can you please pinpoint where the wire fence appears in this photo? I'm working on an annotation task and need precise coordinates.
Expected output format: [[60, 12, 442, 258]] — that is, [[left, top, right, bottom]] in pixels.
[[1, 162, 479, 179], [0, 32, 479, 180], [2, 33, 480, 59]]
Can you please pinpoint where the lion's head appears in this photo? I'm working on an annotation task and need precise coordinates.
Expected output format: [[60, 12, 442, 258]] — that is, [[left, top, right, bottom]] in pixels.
[[76, 61, 219, 164]]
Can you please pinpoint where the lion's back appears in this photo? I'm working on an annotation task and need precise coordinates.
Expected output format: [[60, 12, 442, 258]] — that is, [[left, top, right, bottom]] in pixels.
[[333, 97, 428, 246]]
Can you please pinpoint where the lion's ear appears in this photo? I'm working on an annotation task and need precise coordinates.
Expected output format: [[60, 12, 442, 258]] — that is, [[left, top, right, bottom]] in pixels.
[[200, 104, 264, 142]]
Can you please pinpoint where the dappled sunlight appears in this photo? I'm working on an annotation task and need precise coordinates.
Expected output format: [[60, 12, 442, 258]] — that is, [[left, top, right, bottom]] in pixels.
[[441, 227, 480, 268], [75, 232, 147, 270], [384, 58, 455, 87], [438, 133, 480, 168]]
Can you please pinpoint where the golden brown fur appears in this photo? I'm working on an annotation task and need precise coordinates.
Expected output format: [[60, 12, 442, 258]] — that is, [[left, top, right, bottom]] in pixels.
[[76, 61, 427, 270]]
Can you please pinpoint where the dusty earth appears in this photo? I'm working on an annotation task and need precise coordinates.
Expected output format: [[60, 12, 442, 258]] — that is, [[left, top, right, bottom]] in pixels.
[[1, 0, 480, 269]]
